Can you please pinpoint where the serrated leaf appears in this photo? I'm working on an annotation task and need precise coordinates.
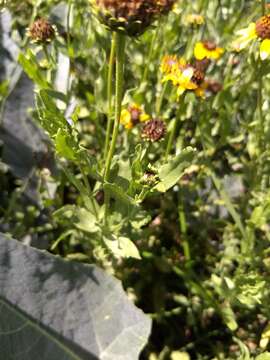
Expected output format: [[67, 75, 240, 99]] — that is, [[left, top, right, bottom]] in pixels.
[[0, 233, 150, 359], [155, 147, 196, 192]]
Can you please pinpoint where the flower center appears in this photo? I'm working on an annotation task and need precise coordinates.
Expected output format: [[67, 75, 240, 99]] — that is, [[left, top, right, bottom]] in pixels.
[[203, 41, 217, 51], [255, 15, 270, 39], [191, 68, 205, 86]]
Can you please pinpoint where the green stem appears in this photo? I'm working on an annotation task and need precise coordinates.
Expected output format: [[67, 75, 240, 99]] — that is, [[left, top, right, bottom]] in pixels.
[[79, 166, 98, 218], [142, 27, 158, 84], [156, 81, 168, 116], [42, 44, 51, 64], [164, 94, 187, 160], [257, 69, 264, 151], [104, 33, 117, 163], [262, 0, 265, 15], [104, 32, 126, 182], [103, 33, 126, 224], [165, 117, 177, 161], [178, 189, 190, 262]]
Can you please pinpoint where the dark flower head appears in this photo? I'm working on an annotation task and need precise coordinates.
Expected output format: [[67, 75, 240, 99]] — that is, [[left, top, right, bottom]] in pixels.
[[28, 18, 56, 43], [142, 119, 166, 142], [256, 15, 270, 39], [90, 0, 176, 36]]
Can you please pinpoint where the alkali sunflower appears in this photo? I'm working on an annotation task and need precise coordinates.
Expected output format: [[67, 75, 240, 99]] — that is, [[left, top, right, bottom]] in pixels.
[[194, 41, 224, 60], [89, 0, 175, 36], [234, 15, 270, 60], [161, 56, 205, 97], [120, 104, 149, 129]]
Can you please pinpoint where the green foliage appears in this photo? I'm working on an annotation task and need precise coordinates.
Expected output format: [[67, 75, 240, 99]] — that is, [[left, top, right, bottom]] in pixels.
[[2, 0, 270, 359]]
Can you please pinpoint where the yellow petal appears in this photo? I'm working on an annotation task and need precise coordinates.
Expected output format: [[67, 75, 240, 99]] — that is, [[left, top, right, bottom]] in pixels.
[[177, 86, 186, 97], [260, 39, 270, 60], [120, 109, 132, 129], [210, 47, 224, 59], [194, 42, 207, 60], [139, 113, 150, 123], [195, 87, 205, 98], [234, 22, 257, 51]]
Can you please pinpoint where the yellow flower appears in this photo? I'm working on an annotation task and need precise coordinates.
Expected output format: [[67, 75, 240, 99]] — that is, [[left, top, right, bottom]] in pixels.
[[234, 15, 270, 60], [120, 104, 149, 129], [194, 41, 224, 60], [161, 56, 205, 97], [160, 55, 179, 74], [185, 14, 204, 26]]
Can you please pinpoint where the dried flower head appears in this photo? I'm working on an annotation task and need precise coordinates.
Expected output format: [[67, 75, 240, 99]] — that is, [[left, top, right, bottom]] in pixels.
[[205, 79, 223, 95], [141, 119, 166, 142], [90, 0, 175, 36], [234, 15, 270, 60], [120, 104, 149, 129], [27, 18, 56, 43]]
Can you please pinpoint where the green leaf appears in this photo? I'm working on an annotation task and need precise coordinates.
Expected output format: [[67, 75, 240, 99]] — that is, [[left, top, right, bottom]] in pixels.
[[55, 129, 76, 160], [104, 183, 137, 206], [220, 303, 238, 331], [74, 208, 99, 234], [18, 50, 50, 89], [155, 147, 196, 192], [0, 233, 150, 359], [256, 353, 270, 360], [130, 210, 151, 229], [104, 235, 141, 260]]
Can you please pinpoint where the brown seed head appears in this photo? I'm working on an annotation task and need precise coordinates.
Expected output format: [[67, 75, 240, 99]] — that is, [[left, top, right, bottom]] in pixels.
[[191, 68, 205, 86], [28, 18, 55, 43], [142, 119, 166, 142], [256, 15, 270, 39], [205, 79, 223, 94], [92, 0, 175, 36]]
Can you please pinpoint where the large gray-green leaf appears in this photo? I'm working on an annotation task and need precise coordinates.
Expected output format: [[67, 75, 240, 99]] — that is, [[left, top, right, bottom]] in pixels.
[[155, 147, 196, 192], [0, 234, 151, 360]]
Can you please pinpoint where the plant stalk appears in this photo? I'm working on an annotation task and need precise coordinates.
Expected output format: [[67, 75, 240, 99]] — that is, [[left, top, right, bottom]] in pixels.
[[103, 33, 117, 162], [104, 32, 126, 181]]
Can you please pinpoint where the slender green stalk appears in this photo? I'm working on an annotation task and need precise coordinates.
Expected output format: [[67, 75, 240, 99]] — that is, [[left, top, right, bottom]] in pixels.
[[156, 81, 168, 116], [104, 33, 117, 162], [104, 32, 126, 182], [42, 45, 53, 83], [42, 45, 51, 65], [142, 27, 158, 84], [165, 95, 185, 160], [79, 166, 98, 218], [258, 0, 265, 148], [178, 189, 191, 262], [165, 117, 177, 161], [257, 70, 264, 152], [261, 0, 265, 15]]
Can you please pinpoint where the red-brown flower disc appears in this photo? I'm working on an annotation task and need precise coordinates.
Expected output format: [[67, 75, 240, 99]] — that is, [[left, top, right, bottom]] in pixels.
[[90, 0, 176, 36]]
